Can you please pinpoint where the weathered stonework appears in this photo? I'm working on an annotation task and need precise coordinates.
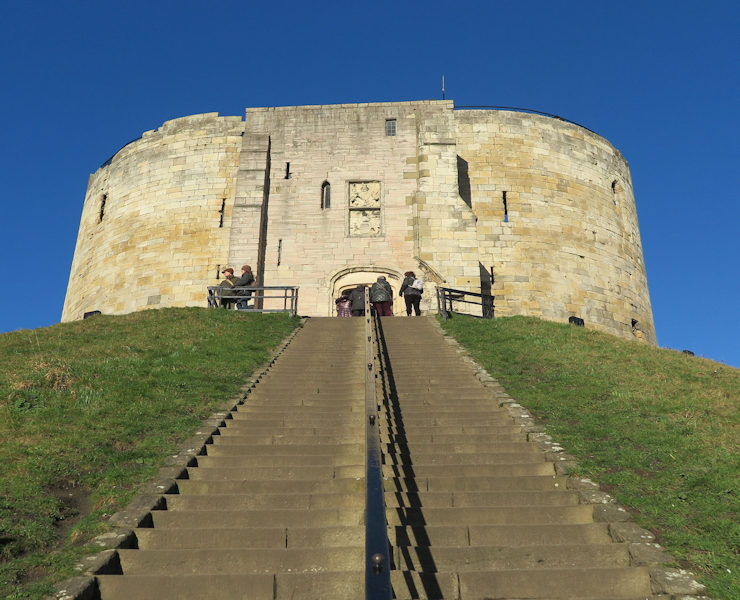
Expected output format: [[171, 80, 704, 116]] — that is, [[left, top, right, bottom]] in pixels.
[[62, 100, 655, 344]]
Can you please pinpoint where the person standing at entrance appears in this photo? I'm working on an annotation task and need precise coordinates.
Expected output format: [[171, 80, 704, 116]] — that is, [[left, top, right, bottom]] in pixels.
[[370, 276, 393, 316], [335, 290, 352, 317], [349, 285, 366, 317], [399, 271, 423, 316]]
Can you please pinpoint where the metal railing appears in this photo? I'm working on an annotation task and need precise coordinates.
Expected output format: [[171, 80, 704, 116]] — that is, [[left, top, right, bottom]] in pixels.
[[206, 286, 299, 317], [436, 286, 494, 320], [364, 292, 392, 599]]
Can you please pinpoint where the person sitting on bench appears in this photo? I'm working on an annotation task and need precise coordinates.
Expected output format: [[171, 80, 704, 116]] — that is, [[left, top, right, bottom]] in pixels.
[[234, 264, 255, 309]]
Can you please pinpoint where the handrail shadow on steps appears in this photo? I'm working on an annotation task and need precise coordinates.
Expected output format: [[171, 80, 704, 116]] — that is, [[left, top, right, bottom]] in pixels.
[[374, 316, 445, 599]]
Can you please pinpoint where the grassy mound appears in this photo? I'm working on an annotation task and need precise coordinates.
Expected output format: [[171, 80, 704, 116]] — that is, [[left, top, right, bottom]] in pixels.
[[0, 308, 299, 599], [439, 314, 740, 599]]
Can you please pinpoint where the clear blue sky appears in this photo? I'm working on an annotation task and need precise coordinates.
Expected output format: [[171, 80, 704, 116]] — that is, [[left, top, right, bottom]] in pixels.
[[1, 1, 738, 366]]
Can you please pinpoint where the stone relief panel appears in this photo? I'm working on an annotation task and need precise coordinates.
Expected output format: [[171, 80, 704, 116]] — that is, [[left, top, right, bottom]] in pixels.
[[349, 181, 380, 208], [348, 181, 381, 237], [349, 209, 381, 237]]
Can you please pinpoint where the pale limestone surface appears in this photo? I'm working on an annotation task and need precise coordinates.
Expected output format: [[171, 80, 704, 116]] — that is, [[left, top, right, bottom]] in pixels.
[[62, 113, 244, 321], [62, 101, 655, 344]]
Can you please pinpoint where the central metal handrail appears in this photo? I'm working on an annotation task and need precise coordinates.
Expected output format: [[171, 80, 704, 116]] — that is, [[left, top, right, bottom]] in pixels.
[[364, 292, 392, 599]]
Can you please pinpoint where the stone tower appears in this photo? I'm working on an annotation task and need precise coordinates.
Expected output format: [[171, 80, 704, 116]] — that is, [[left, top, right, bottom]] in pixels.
[[62, 100, 655, 344]]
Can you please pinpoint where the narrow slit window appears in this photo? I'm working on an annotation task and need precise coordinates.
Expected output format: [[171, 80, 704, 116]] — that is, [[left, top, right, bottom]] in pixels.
[[98, 193, 107, 223], [385, 119, 396, 137], [277, 239, 282, 266], [321, 181, 331, 209], [285, 162, 291, 179], [503, 191, 508, 223], [218, 199, 225, 228], [611, 179, 622, 207]]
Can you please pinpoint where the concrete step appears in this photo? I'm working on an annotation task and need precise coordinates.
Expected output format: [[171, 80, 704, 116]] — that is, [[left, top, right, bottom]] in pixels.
[[166, 492, 364, 510], [212, 433, 365, 445], [176, 477, 364, 495], [379, 405, 504, 415], [97, 574, 274, 600], [388, 523, 612, 547], [383, 441, 540, 454], [229, 411, 361, 422], [379, 416, 510, 427], [151, 507, 364, 528], [135, 526, 365, 549], [219, 420, 362, 431], [384, 505, 594, 526], [457, 566, 653, 598], [383, 490, 580, 508], [380, 432, 525, 443], [216, 425, 362, 437], [248, 386, 364, 396], [98, 572, 364, 600], [227, 417, 363, 427], [185, 464, 364, 480], [388, 567, 654, 599], [235, 405, 357, 413], [390, 543, 630, 571], [467, 523, 613, 546], [384, 475, 565, 493], [389, 393, 497, 402], [203, 442, 364, 455], [382, 463, 554, 478], [117, 547, 363, 574], [195, 454, 364, 468], [379, 424, 523, 435], [379, 399, 499, 408], [383, 452, 545, 466], [389, 571, 460, 600], [243, 396, 365, 405]]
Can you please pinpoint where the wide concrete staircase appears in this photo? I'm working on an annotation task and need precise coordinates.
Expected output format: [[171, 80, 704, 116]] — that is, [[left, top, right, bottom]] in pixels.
[[376, 317, 660, 600], [95, 315, 673, 599], [97, 318, 367, 600]]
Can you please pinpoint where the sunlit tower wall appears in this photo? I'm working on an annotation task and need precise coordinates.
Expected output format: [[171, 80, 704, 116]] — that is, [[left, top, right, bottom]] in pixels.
[[61, 113, 245, 322], [455, 109, 655, 343], [62, 101, 655, 345]]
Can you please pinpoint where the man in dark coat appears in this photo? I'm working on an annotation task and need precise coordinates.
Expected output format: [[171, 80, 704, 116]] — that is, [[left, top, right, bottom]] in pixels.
[[234, 265, 255, 309]]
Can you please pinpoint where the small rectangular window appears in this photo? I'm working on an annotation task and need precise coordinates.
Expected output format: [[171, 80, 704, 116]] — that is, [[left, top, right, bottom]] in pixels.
[[385, 119, 396, 137]]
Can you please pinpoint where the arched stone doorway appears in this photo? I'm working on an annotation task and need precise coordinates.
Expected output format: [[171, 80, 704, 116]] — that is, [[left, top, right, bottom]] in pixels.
[[328, 265, 404, 316]]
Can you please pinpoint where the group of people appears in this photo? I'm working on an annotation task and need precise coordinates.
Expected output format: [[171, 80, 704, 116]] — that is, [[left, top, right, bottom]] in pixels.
[[219, 265, 255, 309], [335, 271, 423, 317]]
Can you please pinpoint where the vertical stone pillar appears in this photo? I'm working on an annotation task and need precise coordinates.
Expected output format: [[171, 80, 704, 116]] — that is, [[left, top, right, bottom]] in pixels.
[[413, 103, 480, 291], [228, 134, 271, 284]]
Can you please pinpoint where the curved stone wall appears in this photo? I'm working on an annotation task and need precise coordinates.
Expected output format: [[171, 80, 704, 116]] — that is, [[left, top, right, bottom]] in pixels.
[[62, 113, 244, 321], [456, 110, 655, 343], [62, 102, 655, 345]]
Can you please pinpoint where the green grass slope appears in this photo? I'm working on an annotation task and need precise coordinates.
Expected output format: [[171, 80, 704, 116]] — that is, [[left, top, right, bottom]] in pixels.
[[439, 314, 740, 599], [0, 308, 299, 599]]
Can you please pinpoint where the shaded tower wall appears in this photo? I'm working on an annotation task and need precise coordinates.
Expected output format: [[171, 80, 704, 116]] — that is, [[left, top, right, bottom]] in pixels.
[[61, 113, 244, 322], [456, 110, 655, 343]]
